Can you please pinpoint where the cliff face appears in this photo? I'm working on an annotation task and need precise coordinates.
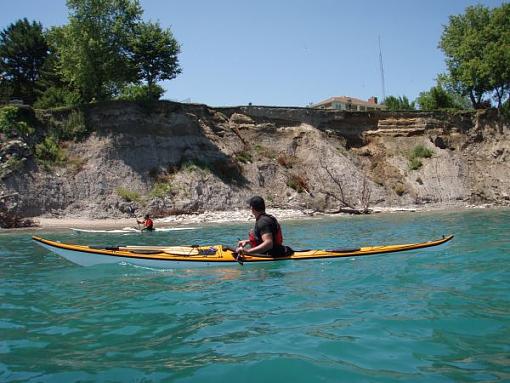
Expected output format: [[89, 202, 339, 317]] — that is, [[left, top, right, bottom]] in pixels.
[[1, 101, 509, 220]]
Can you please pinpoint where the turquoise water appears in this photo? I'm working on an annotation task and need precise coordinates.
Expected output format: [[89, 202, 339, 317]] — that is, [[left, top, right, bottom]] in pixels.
[[1, 209, 509, 382]]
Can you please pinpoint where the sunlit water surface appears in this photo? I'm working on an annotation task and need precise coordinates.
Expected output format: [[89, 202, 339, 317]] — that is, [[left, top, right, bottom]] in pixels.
[[1, 209, 509, 382]]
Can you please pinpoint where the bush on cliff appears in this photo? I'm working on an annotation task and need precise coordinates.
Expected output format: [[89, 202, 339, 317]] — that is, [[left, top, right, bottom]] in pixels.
[[54, 109, 89, 141], [117, 84, 164, 102], [0, 106, 35, 138], [150, 182, 172, 199], [408, 145, 434, 170], [116, 187, 142, 203], [33, 87, 82, 109], [35, 136, 66, 169]]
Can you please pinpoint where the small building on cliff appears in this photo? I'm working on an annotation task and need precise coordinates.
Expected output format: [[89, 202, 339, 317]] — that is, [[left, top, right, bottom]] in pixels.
[[311, 96, 385, 111]]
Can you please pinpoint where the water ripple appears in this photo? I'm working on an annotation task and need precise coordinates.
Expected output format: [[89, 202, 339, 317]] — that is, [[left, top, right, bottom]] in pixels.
[[1, 209, 509, 382]]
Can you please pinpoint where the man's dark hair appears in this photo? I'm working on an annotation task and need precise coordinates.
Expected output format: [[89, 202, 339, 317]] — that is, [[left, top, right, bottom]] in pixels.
[[248, 196, 265, 211]]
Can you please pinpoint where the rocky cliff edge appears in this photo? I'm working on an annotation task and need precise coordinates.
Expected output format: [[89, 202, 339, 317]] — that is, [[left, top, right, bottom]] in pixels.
[[1, 101, 509, 224]]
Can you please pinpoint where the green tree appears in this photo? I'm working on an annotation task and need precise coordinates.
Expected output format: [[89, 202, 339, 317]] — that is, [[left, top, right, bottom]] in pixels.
[[33, 85, 82, 109], [117, 83, 164, 101], [439, 4, 510, 109], [416, 84, 470, 110], [53, 0, 143, 102], [0, 18, 49, 105], [33, 36, 82, 108], [439, 5, 488, 108], [0, 81, 12, 104], [485, 3, 510, 108], [130, 21, 181, 95], [383, 95, 416, 111]]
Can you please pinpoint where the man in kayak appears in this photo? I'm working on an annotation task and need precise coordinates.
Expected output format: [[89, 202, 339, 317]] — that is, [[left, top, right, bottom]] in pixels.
[[236, 196, 292, 257], [137, 214, 154, 231]]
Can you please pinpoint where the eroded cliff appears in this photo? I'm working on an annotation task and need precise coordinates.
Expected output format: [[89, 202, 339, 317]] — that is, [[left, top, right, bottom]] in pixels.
[[1, 101, 509, 222]]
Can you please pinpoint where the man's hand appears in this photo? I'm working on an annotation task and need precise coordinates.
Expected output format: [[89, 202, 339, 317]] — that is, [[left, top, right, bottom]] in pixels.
[[237, 239, 249, 248]]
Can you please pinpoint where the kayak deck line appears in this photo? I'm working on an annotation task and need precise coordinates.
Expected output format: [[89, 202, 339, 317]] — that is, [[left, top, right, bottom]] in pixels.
[[32, 235, 454, 268]]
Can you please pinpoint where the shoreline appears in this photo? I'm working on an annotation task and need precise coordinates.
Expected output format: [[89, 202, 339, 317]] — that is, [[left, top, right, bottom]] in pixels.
[[19, 203, 503, 231], [31, 208, 310, 230]]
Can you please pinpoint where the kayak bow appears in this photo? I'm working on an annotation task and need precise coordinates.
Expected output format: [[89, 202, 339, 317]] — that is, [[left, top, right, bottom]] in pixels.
[[32, 235, 454, 269]]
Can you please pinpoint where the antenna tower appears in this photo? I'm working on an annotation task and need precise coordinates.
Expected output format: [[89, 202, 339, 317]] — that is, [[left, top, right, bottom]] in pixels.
[[378, 36, 386, 103]]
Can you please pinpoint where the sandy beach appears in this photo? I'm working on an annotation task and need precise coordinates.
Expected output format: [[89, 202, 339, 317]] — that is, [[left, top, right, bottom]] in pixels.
[[31, 208, 313, 230], [23, 203, 496, 231]]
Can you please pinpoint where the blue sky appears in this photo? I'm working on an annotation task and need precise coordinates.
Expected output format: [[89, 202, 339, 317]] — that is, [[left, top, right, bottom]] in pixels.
[[0, 0, 506, 107]]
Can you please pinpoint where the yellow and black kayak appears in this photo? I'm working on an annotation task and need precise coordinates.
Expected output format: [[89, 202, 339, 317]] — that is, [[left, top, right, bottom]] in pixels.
[[32, 235, 454, 269]]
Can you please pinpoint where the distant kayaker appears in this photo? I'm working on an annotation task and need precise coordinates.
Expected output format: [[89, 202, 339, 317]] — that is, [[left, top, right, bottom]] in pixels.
[[137, 214, 154, 231], [236, 196, 292, 257]]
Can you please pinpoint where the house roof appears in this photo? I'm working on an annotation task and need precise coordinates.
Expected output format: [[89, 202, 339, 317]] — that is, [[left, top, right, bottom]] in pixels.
[[312, 96, 383, 108]]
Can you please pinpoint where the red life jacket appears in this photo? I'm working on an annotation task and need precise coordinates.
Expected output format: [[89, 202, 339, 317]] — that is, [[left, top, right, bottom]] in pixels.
[[249, 230, 257, 247], [275, 224, 283, 245], [248, 214, 283, 247], [144, 218, 154, 229]]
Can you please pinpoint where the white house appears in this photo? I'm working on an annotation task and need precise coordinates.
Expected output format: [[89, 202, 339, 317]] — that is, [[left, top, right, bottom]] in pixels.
[[311, 96, 385, 111]]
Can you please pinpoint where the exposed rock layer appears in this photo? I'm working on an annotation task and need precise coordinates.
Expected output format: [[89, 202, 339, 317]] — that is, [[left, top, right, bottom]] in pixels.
[[1, 101, 509, 221]]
